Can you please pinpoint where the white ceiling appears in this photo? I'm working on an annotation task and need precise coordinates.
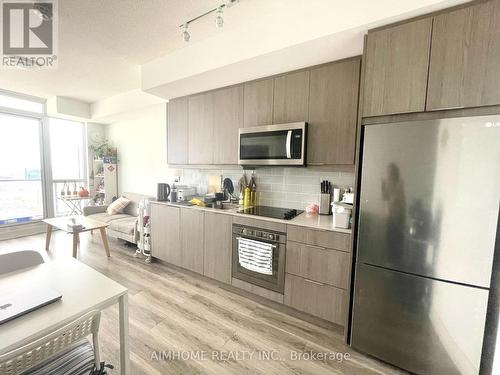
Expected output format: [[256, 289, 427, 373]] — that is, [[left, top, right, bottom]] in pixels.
[[0, 0, 470, 105], [0, 0, 221, 102]]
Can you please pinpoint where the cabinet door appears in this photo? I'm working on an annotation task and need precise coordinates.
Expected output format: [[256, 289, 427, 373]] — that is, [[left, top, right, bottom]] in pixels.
[[287, 225, 351, 252], [243, 78, 274, 127], [273, 71, 310, 124], [308, 59, 360, 165], [213, 86, 243, 164], [150, 204, 181, 265], [363, 18, 432, 116], [188, 93, 214, 164], [204, 212, 232, 283], [427, 1, 500, 110], [284, 273, 347, 325], [180, 208, 204, 274], [167, 98, 188, 164], [286, 241, 350, 289]]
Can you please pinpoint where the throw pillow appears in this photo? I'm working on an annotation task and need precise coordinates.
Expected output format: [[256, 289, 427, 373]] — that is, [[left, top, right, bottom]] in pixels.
[[106, 196, 130, 215]]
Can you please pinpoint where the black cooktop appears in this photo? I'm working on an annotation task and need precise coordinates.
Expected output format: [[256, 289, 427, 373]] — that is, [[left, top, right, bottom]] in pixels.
[[237, 205, 303, 220]]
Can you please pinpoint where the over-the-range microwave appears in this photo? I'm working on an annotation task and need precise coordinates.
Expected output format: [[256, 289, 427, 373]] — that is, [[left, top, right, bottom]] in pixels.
[[238, 122, 307, 166]]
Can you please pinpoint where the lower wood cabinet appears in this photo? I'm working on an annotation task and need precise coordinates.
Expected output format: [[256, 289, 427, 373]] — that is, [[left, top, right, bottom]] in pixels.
[[150, 204, 181, 266], [286, 241, 350, 289], [180, 208, 205, 273], [204, 212, 232, 283], [284, 273, 347, 325], [151, 205, 352, 326]]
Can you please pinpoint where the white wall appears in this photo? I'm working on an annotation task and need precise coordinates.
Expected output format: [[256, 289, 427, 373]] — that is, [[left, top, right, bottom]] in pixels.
[[91, 89, 165, 123], [46, 96, 91, 120], [106, 104, 168, 196]]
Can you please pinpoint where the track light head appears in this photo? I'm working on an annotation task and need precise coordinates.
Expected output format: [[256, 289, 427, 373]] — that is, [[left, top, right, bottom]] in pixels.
[[182, 23, 190, 42], [215, 7, 224, 28]]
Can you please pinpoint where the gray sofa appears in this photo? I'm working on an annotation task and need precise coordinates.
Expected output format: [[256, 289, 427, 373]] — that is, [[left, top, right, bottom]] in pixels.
[[83, 192, 154, 244]]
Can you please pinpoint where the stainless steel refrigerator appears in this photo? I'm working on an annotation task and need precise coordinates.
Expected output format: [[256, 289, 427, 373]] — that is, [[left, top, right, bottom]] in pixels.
[[351, 116, 500, 375]]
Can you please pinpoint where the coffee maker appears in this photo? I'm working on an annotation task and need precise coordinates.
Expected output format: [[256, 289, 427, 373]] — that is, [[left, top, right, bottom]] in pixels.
[[157, 183, 171, 201]]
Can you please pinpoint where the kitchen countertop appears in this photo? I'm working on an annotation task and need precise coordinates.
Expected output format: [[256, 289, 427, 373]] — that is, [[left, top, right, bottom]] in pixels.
[[150, 201, 351, 234]]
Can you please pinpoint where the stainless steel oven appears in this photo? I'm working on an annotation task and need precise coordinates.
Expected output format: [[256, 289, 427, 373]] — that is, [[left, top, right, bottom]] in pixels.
[[232, 224, 286, 294], [238, 122, 307, 166]]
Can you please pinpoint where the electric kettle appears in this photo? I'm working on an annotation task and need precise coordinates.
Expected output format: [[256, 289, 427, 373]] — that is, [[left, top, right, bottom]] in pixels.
[[157, 183, 171, 201]]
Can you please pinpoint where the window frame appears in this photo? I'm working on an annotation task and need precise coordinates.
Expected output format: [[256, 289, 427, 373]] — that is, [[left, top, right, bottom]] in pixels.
[[0, 89, 88, 226]]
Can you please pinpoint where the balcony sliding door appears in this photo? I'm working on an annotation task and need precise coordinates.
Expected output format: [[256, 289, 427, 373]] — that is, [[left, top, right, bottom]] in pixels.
[[49, 118, 87, 216]]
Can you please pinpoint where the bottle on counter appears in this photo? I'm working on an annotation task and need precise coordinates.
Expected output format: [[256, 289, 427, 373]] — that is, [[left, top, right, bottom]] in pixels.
[[248, 172, 257, 206], [243, 187, 251, 208]]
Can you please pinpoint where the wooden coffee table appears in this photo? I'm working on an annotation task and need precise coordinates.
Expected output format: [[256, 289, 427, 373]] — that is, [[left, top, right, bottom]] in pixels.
[[43, 216, 111, 258]]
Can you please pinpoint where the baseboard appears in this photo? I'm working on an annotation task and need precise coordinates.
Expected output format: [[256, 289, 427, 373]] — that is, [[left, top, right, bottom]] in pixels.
[[0, 221, 47, 241]]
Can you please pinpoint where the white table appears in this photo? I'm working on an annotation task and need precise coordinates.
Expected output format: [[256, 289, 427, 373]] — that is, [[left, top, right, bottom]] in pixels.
[[58, 196, 91, 215], [0, 257, 130, 374]]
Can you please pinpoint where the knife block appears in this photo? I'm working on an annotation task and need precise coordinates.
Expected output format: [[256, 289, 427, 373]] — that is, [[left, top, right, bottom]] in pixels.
[[319, 193, 331, 215]]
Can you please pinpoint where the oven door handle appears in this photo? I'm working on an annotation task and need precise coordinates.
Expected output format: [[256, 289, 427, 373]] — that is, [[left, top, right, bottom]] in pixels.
[[236, 237, 277, 248], [286, 130, 292, 159]]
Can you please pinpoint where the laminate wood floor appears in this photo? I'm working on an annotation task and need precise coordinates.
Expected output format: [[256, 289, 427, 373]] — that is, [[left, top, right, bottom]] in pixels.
[[0, 230, 407, 375]]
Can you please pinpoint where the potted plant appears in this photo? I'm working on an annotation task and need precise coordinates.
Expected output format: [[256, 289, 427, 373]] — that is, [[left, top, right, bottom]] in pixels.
[[88, 135, 117, 159]]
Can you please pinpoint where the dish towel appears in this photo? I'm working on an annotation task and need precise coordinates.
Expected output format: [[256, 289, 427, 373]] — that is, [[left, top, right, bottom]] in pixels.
[[237, 237, 274, 275]]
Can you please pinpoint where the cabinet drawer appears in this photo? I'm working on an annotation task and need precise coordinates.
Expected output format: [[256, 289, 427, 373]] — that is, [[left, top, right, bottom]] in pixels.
[[287, 225, 350, 252], [286, 241, 350, 289], [284, 273, 346, 325]]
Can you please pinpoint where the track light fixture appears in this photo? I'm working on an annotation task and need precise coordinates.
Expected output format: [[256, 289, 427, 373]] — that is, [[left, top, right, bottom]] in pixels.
[[179, 0, 239, 42]]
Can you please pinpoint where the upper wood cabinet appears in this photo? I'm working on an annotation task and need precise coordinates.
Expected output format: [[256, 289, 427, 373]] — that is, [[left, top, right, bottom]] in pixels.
[[243, 78, 274, 127], [167, 98, 188, 164], [150, 204, 181, 266], [188, 93, 214, 164], [273, 71, 310, 124], [308, 59, 360, 165], [213, 86, 243, 164], [427, 1, 500, 110], [168, 59, 360, 165], [362, 18, 432, 117], [180, 208, 204, 274]]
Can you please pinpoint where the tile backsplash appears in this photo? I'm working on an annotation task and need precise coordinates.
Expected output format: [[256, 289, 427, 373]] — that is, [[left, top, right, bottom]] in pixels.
[[180, 167, 354, 210]]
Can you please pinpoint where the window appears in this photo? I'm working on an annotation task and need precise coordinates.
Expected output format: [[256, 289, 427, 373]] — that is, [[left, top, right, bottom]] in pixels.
[[0, 113, 43, 225], [49, 118, 87, 216]]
